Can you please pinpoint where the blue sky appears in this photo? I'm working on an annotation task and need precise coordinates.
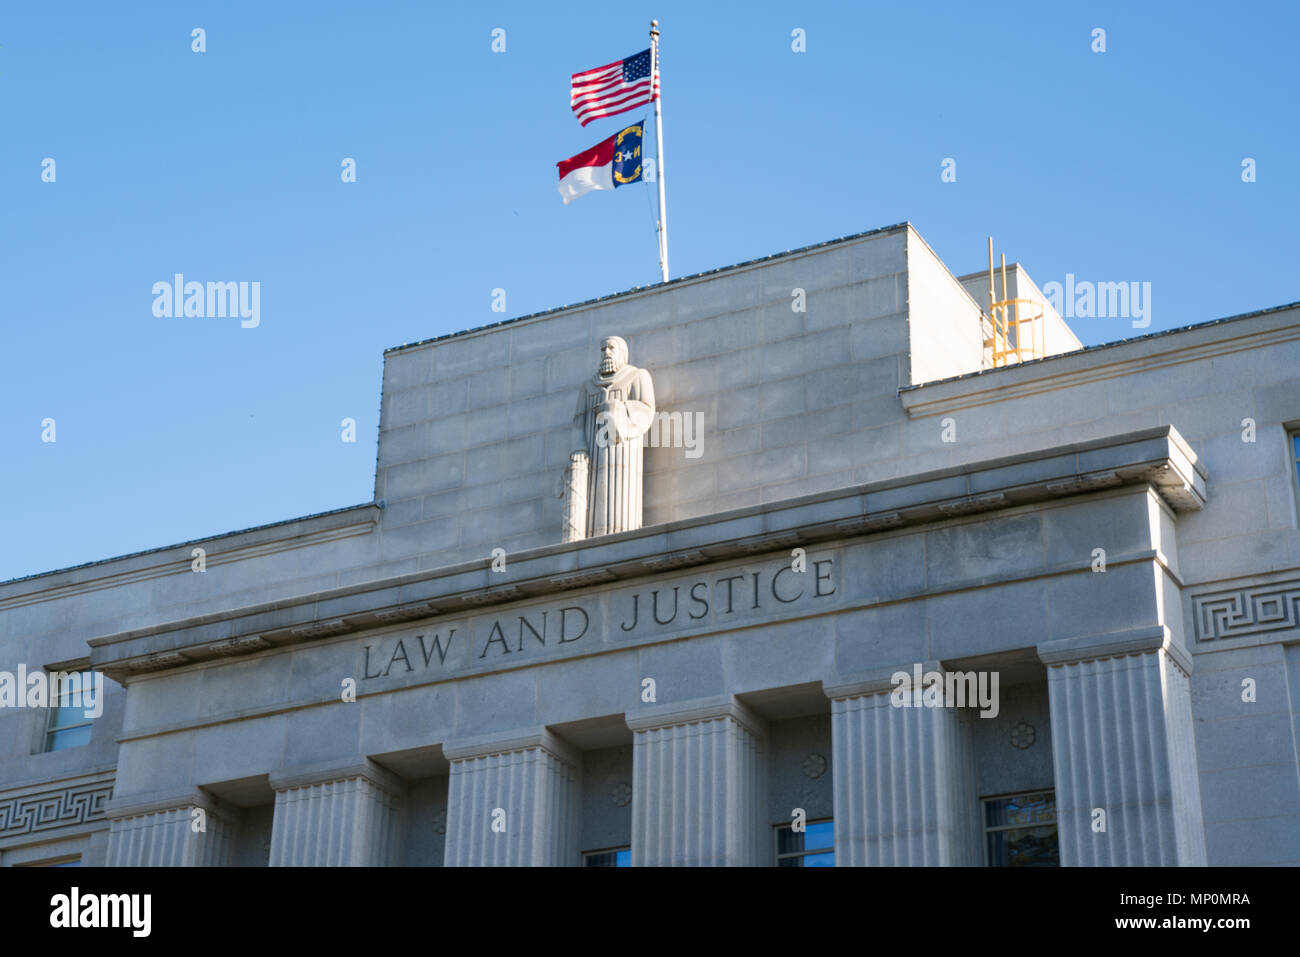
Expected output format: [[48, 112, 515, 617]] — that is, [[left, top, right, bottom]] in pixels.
[[1, 1, 1296, 582]]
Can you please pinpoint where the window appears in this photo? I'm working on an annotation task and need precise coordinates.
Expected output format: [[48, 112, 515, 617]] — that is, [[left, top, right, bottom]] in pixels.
[[583, 847, 630, 867], [1291, 431, 1300, 519], [774, 819, 834, 867], [44, 672, 94, 752], [983, 790, 1059, 866]]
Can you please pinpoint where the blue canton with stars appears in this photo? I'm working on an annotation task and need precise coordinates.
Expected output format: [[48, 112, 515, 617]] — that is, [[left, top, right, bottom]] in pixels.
[[623, 49, 652, 83]]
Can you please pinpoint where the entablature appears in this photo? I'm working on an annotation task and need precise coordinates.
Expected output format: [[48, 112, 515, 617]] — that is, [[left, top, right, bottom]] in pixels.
[[89, 426, 1205, 682]]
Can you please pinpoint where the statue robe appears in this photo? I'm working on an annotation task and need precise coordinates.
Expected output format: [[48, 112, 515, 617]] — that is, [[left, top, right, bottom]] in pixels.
[[571, 364, 656, 538]]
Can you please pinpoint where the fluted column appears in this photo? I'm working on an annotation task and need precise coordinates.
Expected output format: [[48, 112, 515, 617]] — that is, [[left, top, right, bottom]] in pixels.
[[1039, 627, 1206, 865], [443, 728, 580, 867], [105, 789, 235, 866], [268, 760, 403, 866], [824, 664, 976, 866], [626, 695, 767, 866]]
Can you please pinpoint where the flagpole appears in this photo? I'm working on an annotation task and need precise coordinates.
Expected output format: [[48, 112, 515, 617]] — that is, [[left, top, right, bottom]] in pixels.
[[650, 19, 668, 283]]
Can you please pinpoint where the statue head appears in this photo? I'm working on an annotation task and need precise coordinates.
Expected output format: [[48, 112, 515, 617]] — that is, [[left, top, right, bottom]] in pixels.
[[598, 336, 628, 376]]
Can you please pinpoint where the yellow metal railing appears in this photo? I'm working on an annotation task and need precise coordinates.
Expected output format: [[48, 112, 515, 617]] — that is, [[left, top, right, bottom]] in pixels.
[[986, 238, 1045, 367], [989, 296, 1044, 367]]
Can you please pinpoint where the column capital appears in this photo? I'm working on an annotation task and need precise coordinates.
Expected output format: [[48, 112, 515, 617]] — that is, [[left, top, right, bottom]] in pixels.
[[1037, 625, 1191, 675], [104, 786, 232, 822], [443, 726, 580, 767], [105, 788, 236, 866], [625, 694, 767, 739], [269, 757, 403, 796], [823, 659, 949, 700]]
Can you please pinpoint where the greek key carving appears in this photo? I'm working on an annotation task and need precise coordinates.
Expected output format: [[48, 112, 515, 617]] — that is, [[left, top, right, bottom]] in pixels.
[[0, 780, 113, 838], [1193, 581, 1300, 641]]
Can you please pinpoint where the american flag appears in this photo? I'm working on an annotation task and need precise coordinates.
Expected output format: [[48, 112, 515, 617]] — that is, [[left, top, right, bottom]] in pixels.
[[570, 48, 658, 127]]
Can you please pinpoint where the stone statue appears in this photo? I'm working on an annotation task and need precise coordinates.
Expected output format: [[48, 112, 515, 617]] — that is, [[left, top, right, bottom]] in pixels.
[[562, 336, 655, 542]]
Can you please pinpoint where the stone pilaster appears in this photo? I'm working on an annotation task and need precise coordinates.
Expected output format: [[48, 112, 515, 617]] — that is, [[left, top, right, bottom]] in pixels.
[[268, 760, 403, 866], [104, 788, 235, 866], [626, 695, 767, 866], [443, 728, 580, 867], [1039, 627, 1206, 866], [824, 663, 976, 866]]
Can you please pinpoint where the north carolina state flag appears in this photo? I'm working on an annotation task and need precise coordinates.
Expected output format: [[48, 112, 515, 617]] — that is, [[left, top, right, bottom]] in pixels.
[[556, 121, 644, 205]]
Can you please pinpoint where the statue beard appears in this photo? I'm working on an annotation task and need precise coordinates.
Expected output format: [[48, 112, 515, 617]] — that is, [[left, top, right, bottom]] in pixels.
[[600, 357, 619, 375]]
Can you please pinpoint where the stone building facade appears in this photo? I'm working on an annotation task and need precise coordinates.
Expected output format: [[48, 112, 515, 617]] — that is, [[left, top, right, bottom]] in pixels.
[[2, 222, 1298, 866]]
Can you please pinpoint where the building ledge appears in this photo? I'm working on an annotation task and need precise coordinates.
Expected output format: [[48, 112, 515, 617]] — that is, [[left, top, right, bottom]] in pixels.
[[901, 301, 1300, 415], [0, 504, 381, 606]]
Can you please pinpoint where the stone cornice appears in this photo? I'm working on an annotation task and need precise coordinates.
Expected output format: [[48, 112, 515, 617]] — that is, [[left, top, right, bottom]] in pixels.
[[87, 426, 1205, 682], [900, 302, 1300, 417], [0, 505, 379, 611]]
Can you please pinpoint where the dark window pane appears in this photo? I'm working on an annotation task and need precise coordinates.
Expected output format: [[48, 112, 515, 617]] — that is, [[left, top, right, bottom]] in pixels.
[[49, 704, 89, 731], [804, 820, 834, 850], [54, 678, 81, 705], [777, 820, 833, 856], [777, 850, 835, 867], [47, 725, 92, 751], [776, 826, 804, 856], [984, 791, 1054, 828], [584, 848, 630, 867], [987, 825, 1059, 867]]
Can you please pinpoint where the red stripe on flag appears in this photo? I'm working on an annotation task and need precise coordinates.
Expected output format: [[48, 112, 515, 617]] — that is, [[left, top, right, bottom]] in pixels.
[[555, 131, 617, 178], [575, 85, 653, 125], [574, 80, 652, 113], [571, 60, 621, 80], [572, 68, 622, 89], [571, 77, 627, 102]]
